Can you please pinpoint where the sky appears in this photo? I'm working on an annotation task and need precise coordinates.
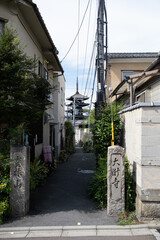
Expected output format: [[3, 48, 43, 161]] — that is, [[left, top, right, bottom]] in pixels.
[[33, 0, 160, 105]]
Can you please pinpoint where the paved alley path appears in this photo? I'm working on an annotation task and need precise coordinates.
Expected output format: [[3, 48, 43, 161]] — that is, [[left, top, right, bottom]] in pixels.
[[1, 147, 117, 227]]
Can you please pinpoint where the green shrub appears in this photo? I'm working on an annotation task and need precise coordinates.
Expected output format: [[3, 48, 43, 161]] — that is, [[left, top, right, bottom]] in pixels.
[[30, 157, 49, 192], [89, 155, 136, 211], [0, 198, 10, 224], [125, 155, 136, 211], [89, 103, 122, 208], [93, 103, 122, 158], [58, 149, 69, 162], [88, 157, 107, 208], [65, 121, 75, 151], [0, 153, 11, 224]]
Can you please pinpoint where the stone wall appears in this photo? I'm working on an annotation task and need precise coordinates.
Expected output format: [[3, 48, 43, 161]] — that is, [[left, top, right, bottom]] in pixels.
[[120, 103, 160, 220]]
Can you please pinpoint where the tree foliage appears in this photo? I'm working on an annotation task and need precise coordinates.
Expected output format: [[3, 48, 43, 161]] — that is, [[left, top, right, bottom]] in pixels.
[[65, 121, 75, 152], [92, 103, 122, 158], [0, 28, 51, 131]]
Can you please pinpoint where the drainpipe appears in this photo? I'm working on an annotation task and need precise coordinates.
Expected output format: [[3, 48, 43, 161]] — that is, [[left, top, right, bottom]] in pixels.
[[130, 80, 133, 106], [126, 76, 133, 106]]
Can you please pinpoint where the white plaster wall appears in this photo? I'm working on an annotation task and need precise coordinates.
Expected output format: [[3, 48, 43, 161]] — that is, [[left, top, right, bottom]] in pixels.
[[0, 2, 44, 65], [75, 127, 81, 144], [141, 107, 160, 164], [35, 144, 43, 158], [122, 108, 142, 166], [0, 1, 64, 158], [142, 165, 160, 189], [135, 164, 160, 190], [122, 105, 160, 191], [151, 81, 160, 102], [43, 122, 50, 146], [52, 74, 65, 157]]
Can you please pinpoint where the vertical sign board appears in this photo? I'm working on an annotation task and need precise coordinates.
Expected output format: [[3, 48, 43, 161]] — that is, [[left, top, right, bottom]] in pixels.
[[10, 146, 30, 217], [107, 146, 125, 216]]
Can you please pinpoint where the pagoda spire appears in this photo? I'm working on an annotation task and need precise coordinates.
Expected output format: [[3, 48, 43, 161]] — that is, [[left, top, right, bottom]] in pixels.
[[76, 77, 79, 93]]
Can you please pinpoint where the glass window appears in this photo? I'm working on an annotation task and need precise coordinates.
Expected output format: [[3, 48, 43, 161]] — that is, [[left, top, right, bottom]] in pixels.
[[122, 71, 134, 81], [38, 61, 43, 77], [0, 20, 5, 37], [44, 68, 48, 80], [136, 92, 145, 102]]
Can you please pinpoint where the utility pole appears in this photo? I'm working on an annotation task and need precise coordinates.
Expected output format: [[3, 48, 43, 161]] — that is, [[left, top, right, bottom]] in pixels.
[[96, 0, 108, 110]]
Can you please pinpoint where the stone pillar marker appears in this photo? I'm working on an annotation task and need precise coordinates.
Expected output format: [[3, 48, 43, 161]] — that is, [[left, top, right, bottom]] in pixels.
[[10, 146, 30, 217], [107, 145, 125, 216]]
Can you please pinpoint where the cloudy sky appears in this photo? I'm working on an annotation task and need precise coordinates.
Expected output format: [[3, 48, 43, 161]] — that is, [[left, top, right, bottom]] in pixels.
[[33, 0, 160, 104]]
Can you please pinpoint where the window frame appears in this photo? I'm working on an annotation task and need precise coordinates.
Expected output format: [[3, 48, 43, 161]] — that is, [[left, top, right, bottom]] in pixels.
[[38, 61, 43, 77], [121, 70, 134, 81], [0, 19, 5, 37], [44, 68, 48, 81]]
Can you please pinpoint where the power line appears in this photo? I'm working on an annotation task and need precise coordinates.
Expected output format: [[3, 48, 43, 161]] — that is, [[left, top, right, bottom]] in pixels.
[[84, 39, 97, 96], [87, 64, 97, 150], [60, 0, 91, 63], [81, 0, 92, 92], [87, 45, 96, 97], [90, 66, 97, 108], [76, 0, 80, 82]]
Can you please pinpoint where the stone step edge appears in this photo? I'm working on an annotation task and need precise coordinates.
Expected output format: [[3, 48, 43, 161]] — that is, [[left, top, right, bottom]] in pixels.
[[0, 223, 160, 232]]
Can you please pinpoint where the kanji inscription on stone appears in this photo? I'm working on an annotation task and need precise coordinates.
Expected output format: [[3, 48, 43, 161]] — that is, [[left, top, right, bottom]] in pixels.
[[107, 146, 125, 216], [111, 154, 121, 200], [10, 146, 30, 217], [13, 154, 24, 189]]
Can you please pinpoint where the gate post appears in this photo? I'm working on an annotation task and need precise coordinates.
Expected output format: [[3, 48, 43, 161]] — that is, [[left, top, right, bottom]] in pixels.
[[10, 145, 30, 217], [107, 145, 125, 216]]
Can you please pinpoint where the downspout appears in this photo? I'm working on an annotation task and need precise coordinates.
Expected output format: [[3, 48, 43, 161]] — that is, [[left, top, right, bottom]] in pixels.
[[126, 76, 133, 106]]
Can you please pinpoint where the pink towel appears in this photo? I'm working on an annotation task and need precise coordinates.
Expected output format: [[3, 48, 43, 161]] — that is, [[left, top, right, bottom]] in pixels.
[[43, 146, 52, 163]]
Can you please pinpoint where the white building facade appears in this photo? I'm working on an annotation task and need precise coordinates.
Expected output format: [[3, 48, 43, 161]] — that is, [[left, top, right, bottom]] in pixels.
[[0, 0, 65, 160]]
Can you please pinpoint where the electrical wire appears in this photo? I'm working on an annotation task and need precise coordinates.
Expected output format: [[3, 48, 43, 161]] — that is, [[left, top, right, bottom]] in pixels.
[[80, 0, 92, 92], [87, 44, 97, 97], [90, 66, 97, 108], [84, 40, 97, 96], [76, 0, 80, 84], [87, 62, 97, 148], [60, 0, 91, 63]]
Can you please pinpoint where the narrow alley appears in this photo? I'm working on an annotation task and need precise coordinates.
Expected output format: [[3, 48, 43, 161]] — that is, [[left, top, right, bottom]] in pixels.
[[1, 147, 117, 227]]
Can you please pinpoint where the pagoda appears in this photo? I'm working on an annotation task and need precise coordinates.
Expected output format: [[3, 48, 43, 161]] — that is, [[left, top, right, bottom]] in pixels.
[[66, 79, 89, 121]]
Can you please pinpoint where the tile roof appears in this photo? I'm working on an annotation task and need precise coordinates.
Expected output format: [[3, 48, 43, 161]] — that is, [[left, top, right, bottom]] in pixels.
[[108, 52, 158, 59]]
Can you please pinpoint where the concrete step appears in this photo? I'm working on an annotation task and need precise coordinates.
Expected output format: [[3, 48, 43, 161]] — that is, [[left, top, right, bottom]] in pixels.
[[0, 224, 160, 239]]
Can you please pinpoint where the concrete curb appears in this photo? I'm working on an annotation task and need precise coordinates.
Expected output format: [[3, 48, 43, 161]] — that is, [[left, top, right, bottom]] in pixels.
[[0, 224, 160, 238]]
